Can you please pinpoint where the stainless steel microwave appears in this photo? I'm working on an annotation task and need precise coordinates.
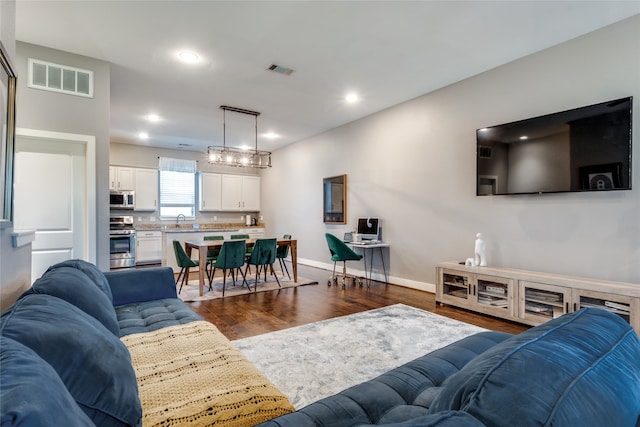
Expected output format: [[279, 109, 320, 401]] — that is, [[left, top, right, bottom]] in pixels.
[[110, 191, 134, 209]]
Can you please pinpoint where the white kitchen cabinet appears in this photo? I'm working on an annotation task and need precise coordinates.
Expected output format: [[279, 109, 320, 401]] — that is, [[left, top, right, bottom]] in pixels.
[[109, 166, 135, 191], [221, 174, 260, 211], [136, 231, 162, 265], [198, 172, 222, 211], [241, 176, 261, 211], [134, 168, 158, 211]]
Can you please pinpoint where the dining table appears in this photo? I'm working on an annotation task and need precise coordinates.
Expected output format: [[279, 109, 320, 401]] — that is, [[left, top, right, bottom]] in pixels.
[[184, 237, 298, 297]]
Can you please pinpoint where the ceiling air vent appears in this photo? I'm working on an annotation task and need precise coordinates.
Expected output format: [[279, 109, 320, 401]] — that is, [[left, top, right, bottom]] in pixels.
[[266, 63, 295, 76], [478, 145, 493, 159], [28, 58, 94, 98]]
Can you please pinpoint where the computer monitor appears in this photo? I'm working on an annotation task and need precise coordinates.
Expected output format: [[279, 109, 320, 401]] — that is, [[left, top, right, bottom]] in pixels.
[[357, 218, 379, 241]]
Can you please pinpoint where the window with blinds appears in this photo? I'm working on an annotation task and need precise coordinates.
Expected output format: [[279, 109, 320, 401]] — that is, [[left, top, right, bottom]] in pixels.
[[158, 157, 196, 219]]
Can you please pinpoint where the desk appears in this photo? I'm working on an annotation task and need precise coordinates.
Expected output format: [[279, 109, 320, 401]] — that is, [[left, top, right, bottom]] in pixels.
[[347, 242, 390, 287], [184, 238, 297, 296]]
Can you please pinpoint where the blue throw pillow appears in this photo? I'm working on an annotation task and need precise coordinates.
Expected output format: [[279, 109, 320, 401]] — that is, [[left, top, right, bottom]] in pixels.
[[24, 266, 119, 336], [45, 258, 113, 302], [0, 336, 95, 427], [429, 308, 640, 427], [0, 295, 142, 427]]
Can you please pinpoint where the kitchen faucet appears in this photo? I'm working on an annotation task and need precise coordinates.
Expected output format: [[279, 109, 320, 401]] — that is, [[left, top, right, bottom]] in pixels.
[[176, 214, 186, 225]]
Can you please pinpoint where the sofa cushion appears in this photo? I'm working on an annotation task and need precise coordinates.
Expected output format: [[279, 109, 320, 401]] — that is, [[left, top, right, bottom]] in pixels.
[[23, 266, 119, 336], [429, 308, 640, 427], [0, 294, 142, 427], [0, 336, 95, 427], [45, 258, 113, 302], [115, 298, 202, 337], [367, 411, 486, 426]]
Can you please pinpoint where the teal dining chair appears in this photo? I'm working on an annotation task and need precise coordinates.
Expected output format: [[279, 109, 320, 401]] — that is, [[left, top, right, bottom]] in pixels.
[[204, 235, 224, 285], [231, 233, 253, 273], [173, 240, 199, 294], [325, 233, 363, 289], [209, 240, 248, 296], [244, 238, 280, 291], [276, 234, 292, 280]]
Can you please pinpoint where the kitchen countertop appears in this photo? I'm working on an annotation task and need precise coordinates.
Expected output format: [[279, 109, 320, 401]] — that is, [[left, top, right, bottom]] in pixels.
[[136, 223, 265, 232]]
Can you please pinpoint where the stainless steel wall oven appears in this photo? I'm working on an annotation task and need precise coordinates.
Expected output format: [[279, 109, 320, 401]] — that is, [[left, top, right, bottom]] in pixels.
[[109, 215, 135, 269]]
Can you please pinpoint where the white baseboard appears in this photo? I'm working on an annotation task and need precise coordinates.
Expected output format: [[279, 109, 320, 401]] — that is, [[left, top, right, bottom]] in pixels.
[[297, 258, 435, 293]]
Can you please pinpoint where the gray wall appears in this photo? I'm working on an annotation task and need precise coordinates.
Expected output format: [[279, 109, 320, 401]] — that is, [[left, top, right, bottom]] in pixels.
[[14, 41, 111, 270], [261, 15, 640, 289]]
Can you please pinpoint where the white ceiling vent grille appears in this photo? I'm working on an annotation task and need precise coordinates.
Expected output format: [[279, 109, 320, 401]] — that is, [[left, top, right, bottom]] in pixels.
[[266, 63, 295, 76], [28, 58, 94, 98], [478, 145, 493, 159]]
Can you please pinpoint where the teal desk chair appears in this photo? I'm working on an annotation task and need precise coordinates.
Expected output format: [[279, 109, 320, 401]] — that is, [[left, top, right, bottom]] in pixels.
[[325, 233, 363, 289], [173, 240, 199, 294], [204, 235, 224, 285], [244, 238, 280, 291], [276, 234, 292, 280], [209, 240, 248, 296]]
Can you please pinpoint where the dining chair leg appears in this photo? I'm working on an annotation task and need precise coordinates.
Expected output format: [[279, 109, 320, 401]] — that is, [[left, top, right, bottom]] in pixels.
[[278, 258, 291, 280], [222, 271, 227, 297], [271, 264, 281, 287], [177, 268, 185, 293]]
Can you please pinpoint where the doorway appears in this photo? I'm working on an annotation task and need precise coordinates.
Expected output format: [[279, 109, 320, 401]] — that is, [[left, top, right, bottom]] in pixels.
[[13, 128, 96, 282]]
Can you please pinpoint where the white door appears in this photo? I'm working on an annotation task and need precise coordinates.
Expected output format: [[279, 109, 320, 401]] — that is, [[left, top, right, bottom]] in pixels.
[[14, 134, 88, 281]]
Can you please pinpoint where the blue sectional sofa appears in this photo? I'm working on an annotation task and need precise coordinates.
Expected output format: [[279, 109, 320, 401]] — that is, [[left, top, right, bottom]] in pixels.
[[259, 307, 640, 427], [0, 260, 294, 427], [2, 259, 639, 427]]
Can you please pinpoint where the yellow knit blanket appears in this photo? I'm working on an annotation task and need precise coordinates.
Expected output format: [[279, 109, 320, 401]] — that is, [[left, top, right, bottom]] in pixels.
[[121, 321, 294, 427]]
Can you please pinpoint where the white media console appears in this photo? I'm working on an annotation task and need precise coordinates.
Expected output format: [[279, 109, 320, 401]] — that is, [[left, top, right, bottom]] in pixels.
[[436, 262, 640, 335]]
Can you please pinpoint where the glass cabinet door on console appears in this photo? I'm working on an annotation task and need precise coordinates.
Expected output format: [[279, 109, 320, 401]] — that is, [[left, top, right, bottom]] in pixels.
[[440, 270, 471, 305], [438, 269, 515, 319], [475, 274, 515, 318], [573, 288, 637, 327], [519, 281, 572, 326]]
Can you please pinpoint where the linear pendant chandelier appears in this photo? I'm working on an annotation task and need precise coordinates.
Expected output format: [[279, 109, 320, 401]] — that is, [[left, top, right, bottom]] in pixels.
[[207, 105, 272, 169]]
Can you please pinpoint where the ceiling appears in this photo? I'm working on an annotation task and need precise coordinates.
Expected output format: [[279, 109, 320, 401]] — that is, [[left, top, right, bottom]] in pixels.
[[15, 1, 640, 154]]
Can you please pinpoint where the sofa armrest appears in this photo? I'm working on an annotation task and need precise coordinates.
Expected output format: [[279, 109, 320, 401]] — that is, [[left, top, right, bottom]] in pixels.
[[105, 267, 177, 306]]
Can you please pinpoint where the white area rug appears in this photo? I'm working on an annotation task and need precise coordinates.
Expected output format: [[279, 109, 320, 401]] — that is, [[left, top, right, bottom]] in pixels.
[[232, 304, 486, 409]]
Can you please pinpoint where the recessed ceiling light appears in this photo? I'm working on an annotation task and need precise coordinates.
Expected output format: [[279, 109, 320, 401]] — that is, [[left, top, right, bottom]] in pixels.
[[345, 93, 359, 103], [178, 50, 200, 64], [520, 135, 528, 140], [138, 132, 149, 140], [147, 114, 160, 122], [263, 132, 279, 139]]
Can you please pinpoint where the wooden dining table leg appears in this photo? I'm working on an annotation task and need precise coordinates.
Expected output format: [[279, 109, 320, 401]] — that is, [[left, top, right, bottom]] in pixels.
[[185, 243, 205, 297], [291, 240, 298, 282]]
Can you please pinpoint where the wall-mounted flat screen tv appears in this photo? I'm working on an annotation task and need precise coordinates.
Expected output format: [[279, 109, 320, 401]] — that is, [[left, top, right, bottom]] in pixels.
[[476, 97, 632, 195]]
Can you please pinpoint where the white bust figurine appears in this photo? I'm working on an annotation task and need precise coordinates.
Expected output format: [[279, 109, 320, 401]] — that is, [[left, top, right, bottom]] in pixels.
[[474, 233, 487, 267]]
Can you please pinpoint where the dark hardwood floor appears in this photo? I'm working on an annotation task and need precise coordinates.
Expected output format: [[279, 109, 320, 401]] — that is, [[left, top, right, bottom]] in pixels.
[[185, 263, 528, 340]]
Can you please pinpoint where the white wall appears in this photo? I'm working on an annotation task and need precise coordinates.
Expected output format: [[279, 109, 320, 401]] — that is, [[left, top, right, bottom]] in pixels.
[[261, 15, 640, 289]]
